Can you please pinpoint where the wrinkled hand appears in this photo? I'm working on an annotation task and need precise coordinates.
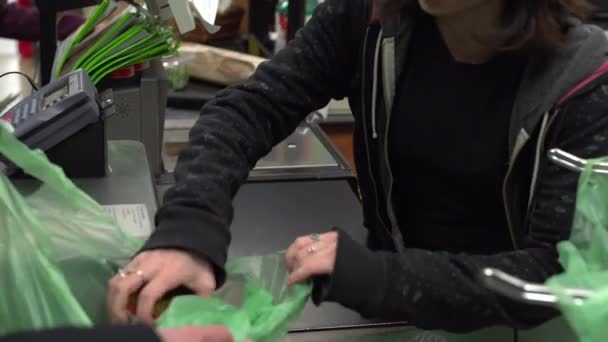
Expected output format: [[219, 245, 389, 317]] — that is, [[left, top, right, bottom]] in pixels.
[[285, 232, 338, 285], [157, 326, 233, 342], [108, 249, 216, 324]]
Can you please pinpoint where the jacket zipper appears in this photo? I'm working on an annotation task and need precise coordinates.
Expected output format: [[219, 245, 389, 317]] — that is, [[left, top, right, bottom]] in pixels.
[[361, 26, 392, 238], [504, 65, 608, 248], [383, 82, 404, 252], [502, 109, 561, 250]]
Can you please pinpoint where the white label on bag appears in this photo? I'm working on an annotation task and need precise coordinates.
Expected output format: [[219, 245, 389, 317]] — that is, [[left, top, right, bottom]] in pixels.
[[102, 204, 152, 237]]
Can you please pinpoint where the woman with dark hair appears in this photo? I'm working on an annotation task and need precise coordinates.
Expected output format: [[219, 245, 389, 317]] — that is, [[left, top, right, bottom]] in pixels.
[[109, 0, 608, 332]]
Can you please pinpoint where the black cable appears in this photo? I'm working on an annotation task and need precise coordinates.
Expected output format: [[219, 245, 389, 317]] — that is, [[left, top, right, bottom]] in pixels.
[[0, 71, 39, 92]]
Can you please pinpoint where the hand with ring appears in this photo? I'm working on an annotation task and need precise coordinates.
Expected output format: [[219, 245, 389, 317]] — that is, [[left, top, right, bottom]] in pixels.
[[107, 249, 216, 325], [285, 232, 338, 285]]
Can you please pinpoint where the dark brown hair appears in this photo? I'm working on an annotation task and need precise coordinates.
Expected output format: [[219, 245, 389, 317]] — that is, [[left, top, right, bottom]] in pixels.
[[383, 0, 594, 52]]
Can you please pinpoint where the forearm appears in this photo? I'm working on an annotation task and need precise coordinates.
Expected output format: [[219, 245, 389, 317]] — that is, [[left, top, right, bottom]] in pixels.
[[147, 0, 368, 284], [320, 233, 561, 332], [378, 247, 561, 331]]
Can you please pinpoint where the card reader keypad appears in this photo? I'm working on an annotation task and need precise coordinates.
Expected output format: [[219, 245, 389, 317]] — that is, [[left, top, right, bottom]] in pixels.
[[2, 96, 43, 128]]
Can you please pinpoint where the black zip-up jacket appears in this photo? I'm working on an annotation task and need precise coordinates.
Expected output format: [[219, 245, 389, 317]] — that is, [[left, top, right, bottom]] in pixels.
[[143, 0, 608, 332]]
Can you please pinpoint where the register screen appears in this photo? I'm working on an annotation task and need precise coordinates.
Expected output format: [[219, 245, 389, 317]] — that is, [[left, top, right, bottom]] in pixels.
[[43, 86, 69, 107]]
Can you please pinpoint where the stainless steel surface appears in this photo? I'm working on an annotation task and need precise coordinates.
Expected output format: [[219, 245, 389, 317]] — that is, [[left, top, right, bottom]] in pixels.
[[548, 148, 608, 174], [107, 61, 168, 176], [482, 268, 593, 308], [74, 141, 158, 215], [14, 140, 158, 218], [255, 126, 338, 170], [163, 111, 339, 173]]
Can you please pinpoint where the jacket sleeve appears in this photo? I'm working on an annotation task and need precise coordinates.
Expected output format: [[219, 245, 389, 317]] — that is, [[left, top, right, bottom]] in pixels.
[[0, 325, 159, 342], [315, 86, 608, 332], [143, 0, 369, 284]]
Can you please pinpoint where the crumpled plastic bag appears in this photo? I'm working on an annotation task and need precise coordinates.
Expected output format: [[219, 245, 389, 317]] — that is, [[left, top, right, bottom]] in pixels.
[[547, 157, 608, 342], [157, 253, 312, 342], [0, 124, 311, 341]]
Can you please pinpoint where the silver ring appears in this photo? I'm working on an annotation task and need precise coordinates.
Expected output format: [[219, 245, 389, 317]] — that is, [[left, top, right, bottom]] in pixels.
[[307, 245, 317, 255], [310, 233, 321, 242], [118, 268, 144, 279]]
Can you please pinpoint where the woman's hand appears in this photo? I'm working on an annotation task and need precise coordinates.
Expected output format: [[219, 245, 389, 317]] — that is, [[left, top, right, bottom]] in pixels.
[[157, 326, 233, 342], [108, 249, 216, 324], [285, 232, 338, 285]]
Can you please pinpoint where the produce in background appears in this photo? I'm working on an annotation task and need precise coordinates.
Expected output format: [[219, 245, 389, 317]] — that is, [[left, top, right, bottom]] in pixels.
[[163, 53, 193, 90]]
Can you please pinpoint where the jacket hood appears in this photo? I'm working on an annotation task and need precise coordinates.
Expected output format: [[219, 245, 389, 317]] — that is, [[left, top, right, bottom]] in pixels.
[[511, 23, 608, 138]]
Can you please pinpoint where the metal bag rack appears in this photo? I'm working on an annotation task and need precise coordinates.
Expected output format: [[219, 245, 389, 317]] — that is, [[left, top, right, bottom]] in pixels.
[[482, 268, 593, 308], [482, 148, 608, 307]]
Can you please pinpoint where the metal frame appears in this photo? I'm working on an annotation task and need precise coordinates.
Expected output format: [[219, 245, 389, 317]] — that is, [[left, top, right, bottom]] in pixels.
[[483, 148, 606, 308], [103, 61, 169, 177], [482, 268, 592, 309], [548, 148, 608, 174], [247, 121, 355, 183]]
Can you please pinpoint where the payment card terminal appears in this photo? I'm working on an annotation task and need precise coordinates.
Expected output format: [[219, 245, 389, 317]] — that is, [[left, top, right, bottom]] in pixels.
[[0, 69, 101, 151], [0, 69, 111, 178]]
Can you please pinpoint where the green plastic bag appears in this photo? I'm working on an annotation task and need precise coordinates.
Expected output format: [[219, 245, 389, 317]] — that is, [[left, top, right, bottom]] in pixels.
[[547, 157, 608, 342], [157, 253, 312, 342], [0, 125, 141, 334], [0, 124, 311, 340]]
